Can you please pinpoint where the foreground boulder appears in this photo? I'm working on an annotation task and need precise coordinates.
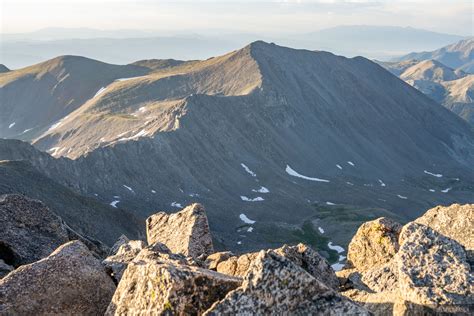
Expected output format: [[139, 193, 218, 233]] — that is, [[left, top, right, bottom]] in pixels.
[[106, 244, 240, 315], [103, 239, 146, 283], [346, 217, 402, 272], [415, 203, 473, 261], [212, 243, 339, 290], [0, 194, 108, 267], [0, 241, 115, 315], [338, 205, 474, 315], [205, 250, 369, 315], [146, 203, 214, 258], [397, 222, 473, 306]]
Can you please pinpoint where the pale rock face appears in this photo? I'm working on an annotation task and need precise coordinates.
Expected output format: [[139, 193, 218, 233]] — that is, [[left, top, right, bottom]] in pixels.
[[347, 217, 402, 271], [146, 203, 214, 258], [204, 250, 369, 315], [108, 234, 130, 256], [397, 222, 473, 306], [106, 249, 240, 315], [414, 203, 473, 261], [204, 251, 234, 270], [102, 239, 146, 283], [0, 241, 115, 315]]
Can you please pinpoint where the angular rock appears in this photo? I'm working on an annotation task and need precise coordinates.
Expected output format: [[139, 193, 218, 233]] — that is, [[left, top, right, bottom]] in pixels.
[[204, 251, 234, 270], [397, 222, 473, 306], [361, 261, 399, 293], [415, 203, 473, 261], [146, 203, 214, 258], [274, 243, 340, 290], [0, 241, 115, 315], [108, 234, 130, 256], [205, 250, 369, 315], [0, 194, 108, 267], [106, 248, 240, 315], [215, 244, 339, 290], [0, 259, 13, 279], [347, 217, 402, 271], [103, 239, 146, 283]]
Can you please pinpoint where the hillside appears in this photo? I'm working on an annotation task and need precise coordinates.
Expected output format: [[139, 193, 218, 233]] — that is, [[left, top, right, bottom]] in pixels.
[[379, 58, 474, 124], [396, 38, 474, 73], [1, 42, 472, 255], [0, 56, 150, 140]]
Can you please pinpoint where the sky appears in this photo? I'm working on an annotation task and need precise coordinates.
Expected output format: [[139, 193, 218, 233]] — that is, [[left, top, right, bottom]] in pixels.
[[1, 0, 472, 36]]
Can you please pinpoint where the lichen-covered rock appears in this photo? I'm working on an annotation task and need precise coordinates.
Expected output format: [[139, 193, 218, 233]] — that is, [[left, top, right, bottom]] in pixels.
[[0, 194, 108, 267], [216, 252, 258, 277], [0, 259, 13, 278], [361, 261, 399, 293], [146, 203, 214, 258], [397, 222, 473, 306], [347, 217, 402, 272], [205, 250, 369, 315], [415, 204, 473, 261], [215, 243, 339, 290], [103, 239, 146, 283], [106, 248, 240, 315], [204, 251, 234, 270], [274, 243, 339, 290], [0, 241, 115, 315]]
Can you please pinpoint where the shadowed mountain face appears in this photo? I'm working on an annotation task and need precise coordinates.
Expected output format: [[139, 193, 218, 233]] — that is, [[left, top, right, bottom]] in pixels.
[[1, 42, 474, 257]]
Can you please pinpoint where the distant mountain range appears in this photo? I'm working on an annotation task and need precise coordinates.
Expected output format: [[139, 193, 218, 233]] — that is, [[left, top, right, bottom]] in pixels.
[[379, 39, 474, 125], [1, 41, 473, 260], [1, 25, 466, 69]]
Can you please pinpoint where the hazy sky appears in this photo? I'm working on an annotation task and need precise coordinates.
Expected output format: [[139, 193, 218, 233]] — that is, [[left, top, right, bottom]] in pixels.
[[1, 0, 472, 36]]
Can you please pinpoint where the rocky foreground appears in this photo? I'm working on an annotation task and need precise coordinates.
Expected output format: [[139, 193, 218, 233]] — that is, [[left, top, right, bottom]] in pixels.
[[0, 194, 472, 315]]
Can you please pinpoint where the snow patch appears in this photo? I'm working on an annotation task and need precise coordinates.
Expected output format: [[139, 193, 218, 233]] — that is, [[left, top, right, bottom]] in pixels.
[[110, 200, 120, 208], [171, 202, 183, 208], [328, 242, 345, 253], [424, 170, 443, 178], [252, 186, 269, 193], [378, 179, 386, 187], [336, 164, 342, 170], [331, 263, 345, 271], [94, 87, 107, 97], [239, 214, 256, 224], [247, 227, 254, 232], [347, 161, 355, 166], [21, 128, 32, 134], [123, 185, 134, 193], [441, 187, 452, 193], [318, 227, 325, 234], [47, 121, 62, 132], [151, 190, 156, 194], [339, 255, 347, 261], [8, 122, 15, 129], [118, 129, 149, 141], [326, 201, 336, 205], [240, 196, 264, 202], [115, 76, 146, 82], [429, 189, 436, 192], [241, 163, 256, 177], [237, 241, 242, 245], [397, 194, 408, 199], [346, 182, 354, 186], [285, 165, 330, 182]]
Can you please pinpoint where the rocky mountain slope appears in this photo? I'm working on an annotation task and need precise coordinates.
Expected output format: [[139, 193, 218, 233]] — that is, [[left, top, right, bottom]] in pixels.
[[395, 38, 474, 73], [1, 199, 472, 315], [379, 58, 474, 124], [1, 42, 474, 261]]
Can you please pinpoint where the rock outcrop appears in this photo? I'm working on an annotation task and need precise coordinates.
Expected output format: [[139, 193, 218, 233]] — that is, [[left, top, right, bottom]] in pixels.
[[103, 239, 146, 283], [346, 217, 402, 271], [146, 203, 214, 258], [0, 241, 115, 315], [204, 250, 369, 315], [0, 260, 13, 278], [0, 194, 108, 268], [338, 204, 474, 315], [211, 243, 339, 290], [415, 203, 473, 261], [106, 245, 240, 315]]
